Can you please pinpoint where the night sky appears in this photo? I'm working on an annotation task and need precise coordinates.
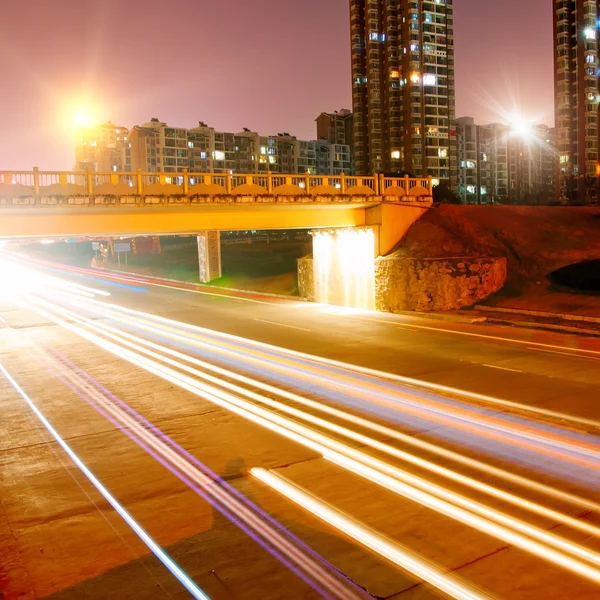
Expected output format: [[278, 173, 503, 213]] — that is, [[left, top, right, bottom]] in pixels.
[[0, 0, 553, 170]]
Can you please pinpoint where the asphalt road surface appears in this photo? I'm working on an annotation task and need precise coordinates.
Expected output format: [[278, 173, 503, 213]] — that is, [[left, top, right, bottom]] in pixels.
[[2, 250, 600, 600]]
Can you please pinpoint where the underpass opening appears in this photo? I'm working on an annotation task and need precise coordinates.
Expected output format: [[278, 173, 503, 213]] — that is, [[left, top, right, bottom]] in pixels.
[[312, 227, 376, 310], [547, 259, 600, 293]]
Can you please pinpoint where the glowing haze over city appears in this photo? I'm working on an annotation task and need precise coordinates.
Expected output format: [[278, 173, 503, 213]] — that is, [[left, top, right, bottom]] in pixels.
[[0, 0, 553, 169]]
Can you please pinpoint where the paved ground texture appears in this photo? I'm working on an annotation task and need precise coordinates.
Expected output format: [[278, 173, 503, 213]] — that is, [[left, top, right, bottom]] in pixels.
[[2, 251, 600, 599]]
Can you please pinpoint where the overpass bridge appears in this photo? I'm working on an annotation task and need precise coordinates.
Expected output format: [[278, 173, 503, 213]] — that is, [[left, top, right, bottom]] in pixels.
[[0, 169, 433, 307]]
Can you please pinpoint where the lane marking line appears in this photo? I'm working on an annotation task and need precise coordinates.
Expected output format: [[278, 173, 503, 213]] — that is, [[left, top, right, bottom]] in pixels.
[[483, 364, 523, 373], [527, 347, 600, 362], [254, 319, 312, 332]]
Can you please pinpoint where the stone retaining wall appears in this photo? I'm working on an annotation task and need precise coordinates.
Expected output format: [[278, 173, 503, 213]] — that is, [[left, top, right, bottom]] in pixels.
[[297, 256, 315, 302], [375, 256, 507, 312]]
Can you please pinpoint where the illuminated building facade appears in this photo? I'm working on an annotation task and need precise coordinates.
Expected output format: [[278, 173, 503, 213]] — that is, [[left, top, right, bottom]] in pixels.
[[554, 0, 600, 204], [77, 120, 353, 176], [456, 117, 556, 204], [350, 0, 456, 187], [316, 109, 354, 146], [74, 121, 130, 172]]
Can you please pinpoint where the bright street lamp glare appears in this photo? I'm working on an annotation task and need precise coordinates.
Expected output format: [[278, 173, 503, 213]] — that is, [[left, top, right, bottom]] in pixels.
[[510, 116, 533, 140], [73, 111, 92, 128]]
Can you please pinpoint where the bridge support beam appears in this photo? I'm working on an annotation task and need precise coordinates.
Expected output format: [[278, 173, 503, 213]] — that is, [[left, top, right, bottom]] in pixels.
[[197, 231, 222, 283]]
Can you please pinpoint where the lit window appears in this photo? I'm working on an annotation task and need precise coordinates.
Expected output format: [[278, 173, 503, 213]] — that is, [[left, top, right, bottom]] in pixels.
[[438, 148, 448, 158], [200, 151, 207, 159], [467, 185, 476, 194], [481, 187, 487, 195], [188, 141, 194, 148], [391, 150, 401, 159], [410, 72, 420, 84], [560, 155, 569, 164], [213, 151, 225, 161], [423, 74, 437, 86], [390, 69, 400, 78], [432, 178, 440, 187], [260, 146, 267, 155], [584, 27, 596, 40], [369, 32, 379, 40], [482, 153, 487, 162], [269, 156, 276, 164], [90, 141, 97, 147]]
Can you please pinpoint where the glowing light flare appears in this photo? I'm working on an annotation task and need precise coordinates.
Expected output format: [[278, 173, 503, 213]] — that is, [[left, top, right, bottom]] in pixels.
[[509, 115, 534, 140], [251, 468, 491, 600]]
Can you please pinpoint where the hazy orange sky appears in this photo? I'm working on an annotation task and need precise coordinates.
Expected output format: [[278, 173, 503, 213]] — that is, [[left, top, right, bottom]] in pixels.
[[0, 0, 554, 170]]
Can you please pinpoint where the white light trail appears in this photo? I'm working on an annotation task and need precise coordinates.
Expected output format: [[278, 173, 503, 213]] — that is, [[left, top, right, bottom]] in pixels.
[[0, 363, 210, 600], [16, 297, 600, 587], [251, 468, 492, 600]]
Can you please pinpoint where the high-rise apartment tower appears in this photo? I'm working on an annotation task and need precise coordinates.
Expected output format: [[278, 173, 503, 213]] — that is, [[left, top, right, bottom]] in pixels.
[[350, 0, 456, 186], [554, 0, 600, 204]]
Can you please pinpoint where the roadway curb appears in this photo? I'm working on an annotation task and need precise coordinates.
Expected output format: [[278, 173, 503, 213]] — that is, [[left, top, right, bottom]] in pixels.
[[475, 304, 600, 324], [92, 265, 305, 302], [388, 310, 488, 325], [485, 316, 600, 337]]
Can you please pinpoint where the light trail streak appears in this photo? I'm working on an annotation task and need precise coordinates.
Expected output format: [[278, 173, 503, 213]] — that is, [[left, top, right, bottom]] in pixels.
[[59, 294, 600, 474], [70, 292, 600, 432], [37, 290, 600, 507], [251, 468, 493, 600], [36, 346, 370, 600], [0, 363, 211, 600], [25, 298, 600, 541], [16, 297, 600, 586]]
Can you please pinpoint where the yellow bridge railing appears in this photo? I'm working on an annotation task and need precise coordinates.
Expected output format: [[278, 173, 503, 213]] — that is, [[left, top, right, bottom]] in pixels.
[[0, 169, 433, 205]]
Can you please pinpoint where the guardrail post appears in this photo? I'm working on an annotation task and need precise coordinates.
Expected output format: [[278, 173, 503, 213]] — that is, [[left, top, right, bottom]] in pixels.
[[204, 174, 212, 185], [33, 167, 40, 199], [305, 172, 310, 193], [428, 176, 433, 194], [226, 172, 232, 194], [159, 173, 167, 185], [58, 172, 68, 186], [86, 167, 94, 197], [246, 175, 253, 185], [110, 172, 119, 185], [322, 177, 329, 188], [404, 175, 410, 193], [340, 172, 346, 194], [182, 168, 189, 194], [136, 169, 144, 195], [266, 171, 272, 194], [285, 175, 292, 186], [374, 174, 380, 195]]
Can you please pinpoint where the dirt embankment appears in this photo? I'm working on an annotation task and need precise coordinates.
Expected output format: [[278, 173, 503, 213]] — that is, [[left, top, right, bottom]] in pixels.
[[393, 205, 600, 297]]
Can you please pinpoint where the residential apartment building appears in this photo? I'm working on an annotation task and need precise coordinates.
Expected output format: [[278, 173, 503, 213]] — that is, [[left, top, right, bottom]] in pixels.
[[76, 120, 353, 176], [554, 0, 600, 204], [456, 117, 555, 204], [350, 0, 457, 187], [315, 109, 354, 146], [74, 121, 130, 172]]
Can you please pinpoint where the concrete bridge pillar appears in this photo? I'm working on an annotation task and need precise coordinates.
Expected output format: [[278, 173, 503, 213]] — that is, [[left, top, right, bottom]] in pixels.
[[197, 231, 222, 283]]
